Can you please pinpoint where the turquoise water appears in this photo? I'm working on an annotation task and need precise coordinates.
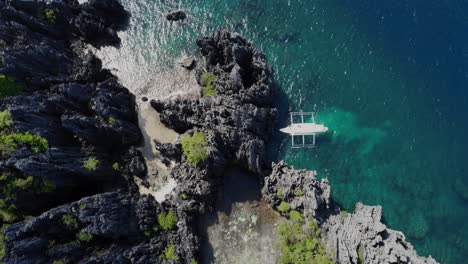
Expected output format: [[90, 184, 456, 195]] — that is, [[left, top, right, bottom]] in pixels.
[[95, 1, 468, 263]]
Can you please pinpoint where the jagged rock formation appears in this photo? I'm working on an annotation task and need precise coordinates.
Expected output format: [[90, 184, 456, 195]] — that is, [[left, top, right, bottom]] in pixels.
[[0, 0, 140, 223], [262, 161, 331, 219], [152, 30, 276, 176], [262, 162, 439, 264]]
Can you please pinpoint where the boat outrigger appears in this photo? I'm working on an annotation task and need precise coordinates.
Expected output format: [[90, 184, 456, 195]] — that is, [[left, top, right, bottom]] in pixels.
[[280, 111, 328, 148]]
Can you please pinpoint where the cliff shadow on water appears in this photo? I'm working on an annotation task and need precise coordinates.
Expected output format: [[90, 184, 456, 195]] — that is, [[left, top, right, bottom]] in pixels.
[[197, 168, 284, 264]]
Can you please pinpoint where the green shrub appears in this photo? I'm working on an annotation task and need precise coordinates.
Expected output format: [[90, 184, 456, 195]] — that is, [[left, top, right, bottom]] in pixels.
[[39, 180, 55, 193], [289, 210, 304, 223], [201, 72, 216, 86], [0, 132, 48, 154], [44, 9, 56, 23], [180, 193, 189, 200], [0, 204, 17, 223], [143, 231, 151, 237], [0, 75, 23, 98], [77, 232, 93, 243], [0, 110, 12, 129], [0, 230, 7, 258], [0, 40, 6, 47], [201, 72, 217, 97], [357, 246, 365, 264], [277, 188, 284, 198], [83, 157, 99, 171], [9, 176, 34, 190], [112, 162, 120, 171], [277, 202, 291, 213], [0, 173, 8, 181], [158, 211, 178, 230], [79, 204, 87, 210], [340, 211, 348, 218], [48, 239, 56, 248], [52, 260, 65, 264], [62, 214, 79, 229], [277, 220, 335, 264], [294, 189, 305, 196], [203, 85, 217, 97], [4, 176, 54, 197], [108, 117, 116, 125], [181, 131, 208, 166], [190, 258, 198, 264], [162, 244, 179, 261], [153, 226, 159, 232], [0, 210, 17, 223]]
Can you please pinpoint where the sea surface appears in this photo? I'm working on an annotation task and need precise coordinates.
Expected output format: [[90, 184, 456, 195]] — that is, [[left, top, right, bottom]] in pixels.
[[94, 0, 468, 263]]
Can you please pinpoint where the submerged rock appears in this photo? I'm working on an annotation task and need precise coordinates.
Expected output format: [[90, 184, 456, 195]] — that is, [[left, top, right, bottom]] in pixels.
[[166, 9, 187, 21]]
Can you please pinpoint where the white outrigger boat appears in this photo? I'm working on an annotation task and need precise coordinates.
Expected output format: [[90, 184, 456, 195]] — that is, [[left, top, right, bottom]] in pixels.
[[280, 111, 328, 148]]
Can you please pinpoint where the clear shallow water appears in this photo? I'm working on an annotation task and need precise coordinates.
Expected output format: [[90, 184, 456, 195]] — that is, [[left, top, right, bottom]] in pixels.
[[95, 1, 468, 263]]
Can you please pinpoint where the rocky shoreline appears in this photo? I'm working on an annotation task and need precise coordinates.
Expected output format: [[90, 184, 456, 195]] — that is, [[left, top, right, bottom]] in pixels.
[[0, 1, 438, 264]]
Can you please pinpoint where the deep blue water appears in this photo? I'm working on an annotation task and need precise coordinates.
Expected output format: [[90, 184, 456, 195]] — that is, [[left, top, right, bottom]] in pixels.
[[95, 1, 468, 263]]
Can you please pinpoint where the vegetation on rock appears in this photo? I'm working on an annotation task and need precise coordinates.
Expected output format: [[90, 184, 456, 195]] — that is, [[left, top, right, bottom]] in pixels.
[[0, 225, 7, 259], [48, 240, 56, 248], [62, 214, 79, 229], [181, 131, 208, 166], [289, 210, 304, 223], [295, 189, 305, 196], [277, 201, 291, 213], [190, 258, 198, 264], [108, 117, 116, 126], [112, 162, 120, 171], [0, 75, 23, 98], [201, 72, 217, 96], [0, 175, 55, 222], [0, 132, 48, 154], [277, 219, 335, 264], [358, 246, 365, 264], [277, 188, 285, 198], [0, 110, 48, 155], [0, 110, 12, 128], [162, 244, 179, 262], [83, 157, 100, 171], [44, 9, 56, 23], [158, 211, 178, 231], [77, 232, 93, 243]]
